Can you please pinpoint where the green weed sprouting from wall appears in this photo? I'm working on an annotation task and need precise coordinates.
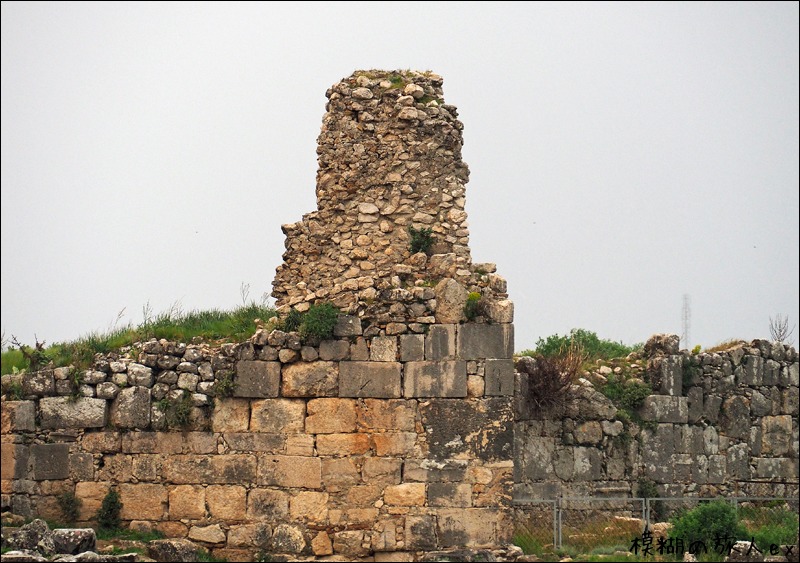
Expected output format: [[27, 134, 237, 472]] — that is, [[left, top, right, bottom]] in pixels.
[[408, 226, 434, 255], [300, 302, 339, 343], [464, 292, 482, 321]]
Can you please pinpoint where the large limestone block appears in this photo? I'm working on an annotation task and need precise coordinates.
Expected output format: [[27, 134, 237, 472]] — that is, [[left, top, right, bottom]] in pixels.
[[339, 362, 402, 398], [250, 399, 306, 433], [425, 325, 457, 361], [457, 324, 513, 360], [484, 359, 514, 396], [1, 400, 36, 432], [436, 508, 498, 548], [39, 396, 107, 429], [282, 361, 338, 397], [169, 485, 206, 519], [258, 455, 321, 489], [384, 483, 426, 506], [357, 399, 416, 432], [640, 396, 688, 423], [206, 485, 246, 520], [30, 443, 70, 480], [162, 454, 257, 485], [404, 361, 467, 398], [234, 361, 280, 398], [761, 415, 793, 455], [119, 483, 167, 520], [306, 398, 357, 433], [434, 278, 468, 324], [112, 387, 152, 429], [247, 488, 290, 519], [211, 398, 250, 432]]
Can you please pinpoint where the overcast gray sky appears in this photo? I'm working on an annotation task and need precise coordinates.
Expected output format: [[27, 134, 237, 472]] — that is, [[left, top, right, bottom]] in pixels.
[[2, 1, 798, 352]]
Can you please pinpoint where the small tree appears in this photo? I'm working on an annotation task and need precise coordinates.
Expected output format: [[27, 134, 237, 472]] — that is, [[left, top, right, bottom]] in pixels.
[[96, 488, 122, 531], [769, 314, 795, 344]]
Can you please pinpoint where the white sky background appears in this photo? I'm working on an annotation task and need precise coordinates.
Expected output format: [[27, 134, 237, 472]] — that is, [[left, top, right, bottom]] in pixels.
[[2, 1, 798, 351]]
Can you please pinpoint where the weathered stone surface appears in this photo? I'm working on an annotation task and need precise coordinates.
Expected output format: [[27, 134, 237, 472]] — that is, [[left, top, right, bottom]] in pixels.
[[211, 398, 250, 432], [483, 298, 514, 323], [362, 457, 402, 485], [404, 459, 469, 482], [649, 355, 683, 396], [247, 488, 290, 519], [421, 398, 513, 461], [110, 386, 151, 429], [1, 400, 36, 433], [282, 361, 338, 397], [484, 359, 514, 396], [30, 444, 70, 480], [357, 398, 416, 432], [458, 324, 513, 360], [319, 340, 350, 361], [311, 531, 334, 556], [148, 538, 204, 562], [436, 508, 497, 547], [400, 334, 425, 361], [271, 523, 307, 554], [305, 398, 357, 433], [643, 334, 680, 356], [761, 415, 793, 455], [316, 432, 372, 455], [370, 336, 398, 362], [434, 278, 468, 323], [162, 454, 257, 485], [406, 514, 437, 551], [339, 361, 402, 398], [640, 395, 688, 423], [39, 397, 107, 429], [51, 528, 96, 555], [250, 398, 305, 433], [720, 395, 751, 439], [425, 325, 457, 360], [4, 519, 56, 556], [205, 485, 246, 520], [169, 485, 205, 519], [385, 483, 426, 506], [290, 491, 329, 522], [22, 371, 55, 396], [258, 455, 321, 489], [404, 361, 467, 397], [234, 360, 280, 398], [188, 524, 226, 544], [428, 482, 472, 507], [119, 483, 167, 520], [573, 421, 603, 445], [334, 315, 362, 337]]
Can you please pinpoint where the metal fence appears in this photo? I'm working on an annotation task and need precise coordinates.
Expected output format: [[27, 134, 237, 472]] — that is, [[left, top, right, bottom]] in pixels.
[[513, 496, 799, 556]]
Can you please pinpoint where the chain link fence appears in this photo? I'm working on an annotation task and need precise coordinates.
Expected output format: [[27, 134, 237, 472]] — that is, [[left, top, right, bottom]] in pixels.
[[513, 496, 799, 559]]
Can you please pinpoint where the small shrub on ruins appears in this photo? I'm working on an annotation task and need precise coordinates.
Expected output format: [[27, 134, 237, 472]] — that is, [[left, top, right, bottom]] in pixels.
[[517, 340, 585, 411], [740, 503, 799, 549], [57, 491, 82, 524], [636, 478, 664, 522], [214, 370, 237, 398], [408, 226, 434, 255], [299, 302, 339, 342], [96, 488, 122, 531], [669, 500, 747, 549], [523, 329, 640, 366], [464, 292, 482, 321], [601, 375, 652, 412], [282, 308, 304, 333]]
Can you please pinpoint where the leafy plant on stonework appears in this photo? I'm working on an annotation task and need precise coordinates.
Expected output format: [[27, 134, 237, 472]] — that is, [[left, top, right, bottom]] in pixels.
[[520, 329, 641, 366], [299, 302, 339, 343], [214, 370, 236, 398], [197, 550, 228, 562], [408, 226, 434, 255], [5, 380, 25, 400], [691, 344, 702, 355], [67, 368, 85, 403], [669, 500, 747, 549], [637, 478, 664, 522], [601, 375, 652, 412], [96, 488, 122, 532], [57, 491, 82, 524], [464, 292, 482, 321], [160, 390, 194, 429], [739, 503, 799, 549], [95, 527, 165, 542], [282, 308, 304, 333]]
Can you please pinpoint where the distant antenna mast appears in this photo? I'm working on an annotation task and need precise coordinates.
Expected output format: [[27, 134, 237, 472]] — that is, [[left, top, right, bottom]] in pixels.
[[682, 294, 691, 349]]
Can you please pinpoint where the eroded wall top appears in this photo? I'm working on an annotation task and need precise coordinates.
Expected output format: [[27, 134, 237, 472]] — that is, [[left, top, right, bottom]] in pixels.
[[272, 70, 476, 318]]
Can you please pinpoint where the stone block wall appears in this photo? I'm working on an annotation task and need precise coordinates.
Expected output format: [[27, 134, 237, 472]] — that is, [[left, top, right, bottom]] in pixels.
[[1, 318, 515, 560], [514, 337, 799, 501]]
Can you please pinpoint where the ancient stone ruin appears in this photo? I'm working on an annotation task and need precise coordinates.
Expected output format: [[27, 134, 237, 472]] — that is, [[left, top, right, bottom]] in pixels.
[[1, 70, 797, 562]]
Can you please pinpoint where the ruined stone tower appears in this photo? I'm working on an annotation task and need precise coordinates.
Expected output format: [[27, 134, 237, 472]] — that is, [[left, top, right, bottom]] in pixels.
[[272, 70, 512, 329]]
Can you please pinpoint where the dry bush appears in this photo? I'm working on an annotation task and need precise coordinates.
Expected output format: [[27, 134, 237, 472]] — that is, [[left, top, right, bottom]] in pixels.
[[517, 341, 586, 411]]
